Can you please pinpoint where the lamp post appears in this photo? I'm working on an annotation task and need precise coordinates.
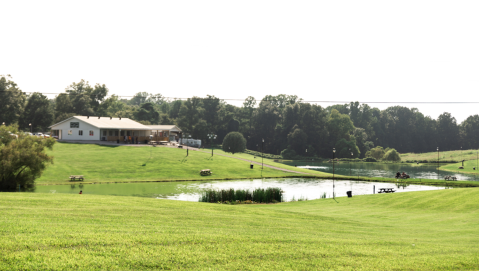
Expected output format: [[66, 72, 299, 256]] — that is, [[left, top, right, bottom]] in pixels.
[[2, 122, 4, 125], [437, 147, 439, 179], [333, 148, 336, 199], [29, 123, 32, 134], [350, 150, 353, 176], [187, 134, 191, 156], [207, 134, 217, 156], [262, 138, 264, 170]]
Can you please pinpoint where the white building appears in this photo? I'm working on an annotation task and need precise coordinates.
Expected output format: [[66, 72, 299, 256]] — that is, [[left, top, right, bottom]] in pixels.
[[49, 116, 152, 142]]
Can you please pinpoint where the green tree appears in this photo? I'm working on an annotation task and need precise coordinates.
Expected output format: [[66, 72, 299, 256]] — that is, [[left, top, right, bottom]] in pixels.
[[383, 148, 401, 162], [335, 138, 360, 158], [366, 146, 386, 160], [327, 109, 355, 143], [0, 75, 26, 125], [287, 125, 308, 155], [19, 93, 54, 132], [65, 80, 95, 116], [242, 96, 256, 131], [136, 103, 160, 124], [0, 124, 55, 191], [222, 132, 246, 154]]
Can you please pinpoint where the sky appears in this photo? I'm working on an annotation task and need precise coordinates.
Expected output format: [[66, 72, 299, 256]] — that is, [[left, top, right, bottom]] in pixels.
[[1, 0, 478, 122]]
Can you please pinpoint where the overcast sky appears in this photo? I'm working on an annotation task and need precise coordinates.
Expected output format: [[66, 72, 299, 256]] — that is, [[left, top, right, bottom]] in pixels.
[[1, 1, 478, 122]]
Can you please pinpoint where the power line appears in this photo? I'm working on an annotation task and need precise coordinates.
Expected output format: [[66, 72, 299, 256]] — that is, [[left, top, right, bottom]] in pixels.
[[1, 90, 478, 104]]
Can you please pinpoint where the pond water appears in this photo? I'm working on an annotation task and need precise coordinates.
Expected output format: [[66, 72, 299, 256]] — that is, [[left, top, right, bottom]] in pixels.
[[283, 161, 478, 181], [34, 178, 449, 201]]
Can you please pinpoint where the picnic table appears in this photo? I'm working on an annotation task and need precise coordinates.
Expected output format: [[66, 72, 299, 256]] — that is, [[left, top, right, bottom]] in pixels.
[[70, 175, 84, 181], [200, 169, 212, 176], [378, 188, 395, 193]]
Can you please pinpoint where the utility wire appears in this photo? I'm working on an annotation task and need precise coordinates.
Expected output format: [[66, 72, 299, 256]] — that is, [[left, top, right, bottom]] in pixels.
[[1, 90, 478, 104]]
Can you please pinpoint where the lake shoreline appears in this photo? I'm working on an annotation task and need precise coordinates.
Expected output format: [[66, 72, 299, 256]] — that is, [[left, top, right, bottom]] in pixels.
[[35, 174, 479, 188]]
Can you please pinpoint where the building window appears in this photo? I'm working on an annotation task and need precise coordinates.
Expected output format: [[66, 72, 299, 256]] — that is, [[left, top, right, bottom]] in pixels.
[[89, 130, 94, 136], [70, 122, 79, 128], [79, 130, 83, 136], [115, 131, 119, 136], [68, 130, 72, 135], [109, 130, 113, 136], [103, 130, 107, 136]]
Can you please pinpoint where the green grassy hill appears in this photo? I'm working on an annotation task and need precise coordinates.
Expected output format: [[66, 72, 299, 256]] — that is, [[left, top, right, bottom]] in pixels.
[[37, 142, 320, 184], [401, 148, 479, 163], [1, 189, 478, 270]]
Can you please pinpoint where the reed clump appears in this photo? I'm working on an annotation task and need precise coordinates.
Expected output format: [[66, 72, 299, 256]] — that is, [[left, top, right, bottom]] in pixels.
[[199, 187, 283, 203]]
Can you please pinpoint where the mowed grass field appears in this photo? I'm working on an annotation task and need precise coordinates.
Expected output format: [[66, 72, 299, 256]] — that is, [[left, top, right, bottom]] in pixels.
[[401, 148, 479, 163], [442, 159, 479, 175], [37, 143, 320, 184], [1, 189, 478, 270]]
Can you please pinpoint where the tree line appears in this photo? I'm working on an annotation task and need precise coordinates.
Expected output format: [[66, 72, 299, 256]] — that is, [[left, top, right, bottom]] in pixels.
[[2, 75, 478, 158]]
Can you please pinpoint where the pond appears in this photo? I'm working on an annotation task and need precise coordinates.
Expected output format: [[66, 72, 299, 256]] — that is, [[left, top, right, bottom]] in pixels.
[[283, 161, 478, 181], [34, 178, 449, 201]]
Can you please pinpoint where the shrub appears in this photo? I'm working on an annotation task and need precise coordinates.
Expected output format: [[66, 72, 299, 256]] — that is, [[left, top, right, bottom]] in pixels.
[[281, 148, 297, 159], [383, 148, 401, 162], [222, 132, 246, 154], [363, 157, 377, 162]]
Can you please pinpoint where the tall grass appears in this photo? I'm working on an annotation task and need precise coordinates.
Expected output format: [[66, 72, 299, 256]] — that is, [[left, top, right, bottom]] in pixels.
[[199, 187, 283, 203]]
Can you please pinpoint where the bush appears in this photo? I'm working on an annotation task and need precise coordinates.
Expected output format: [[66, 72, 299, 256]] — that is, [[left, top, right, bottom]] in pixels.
[[363, 157, 377, 162], [281, 148, 297, 159], [244, 149, 282, 159], [222, 132, 246, 154], [383, 148, 401, 162]]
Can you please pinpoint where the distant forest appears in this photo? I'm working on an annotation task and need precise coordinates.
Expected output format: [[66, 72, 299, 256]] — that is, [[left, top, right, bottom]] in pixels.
[[2, 76, 479, 158]]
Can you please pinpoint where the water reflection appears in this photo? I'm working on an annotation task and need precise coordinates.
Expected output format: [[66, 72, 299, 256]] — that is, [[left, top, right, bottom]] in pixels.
[[288, 162, 477, 181], [34, 178, 448, 202]]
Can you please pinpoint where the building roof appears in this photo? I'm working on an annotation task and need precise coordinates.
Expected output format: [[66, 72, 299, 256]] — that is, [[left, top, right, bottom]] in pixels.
[[148, 125, 182, 132], [49, 116, 152, 130]]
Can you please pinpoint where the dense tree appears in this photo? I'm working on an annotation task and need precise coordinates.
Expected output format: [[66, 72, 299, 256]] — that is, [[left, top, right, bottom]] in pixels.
[[287, 125, 308, 155], [436, 112, 460, 151], [19, 93, 54, 132], [383, 148, 401, 162], [366, 146, 386, 160], [222, 132, 246, 154], [0, 75, 26, 125], [460, 115, 479, 149], [136, 103, 160, 124], [0, 125, 55, 191]]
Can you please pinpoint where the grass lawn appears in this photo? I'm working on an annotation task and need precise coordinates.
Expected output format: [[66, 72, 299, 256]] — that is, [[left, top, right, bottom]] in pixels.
[[36, 143, 479, 187], [441, 160, 479, 175], [1, 189, 478, 270], [401, 148, 479, 163], [36, 142, 311, 184]]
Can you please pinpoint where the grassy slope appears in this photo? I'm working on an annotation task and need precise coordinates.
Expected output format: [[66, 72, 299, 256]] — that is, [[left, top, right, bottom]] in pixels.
[[37, 143, 479, 187], [1, 189, 478, 270], [36, 143, 310, 184], [401, 148, 479, 162], [442, 159, 479, 175]]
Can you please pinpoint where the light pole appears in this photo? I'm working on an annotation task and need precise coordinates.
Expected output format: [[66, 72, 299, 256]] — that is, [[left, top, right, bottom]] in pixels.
[[29, 123, 32, 134], [350, 150, 353, 176], [333, 148, 336, 199], [437, 147, 439, 179], [187, 134, 191, 156], [262, 138, 264, 170], [2, 122, 4, 125], [207, 134, 217, 156]]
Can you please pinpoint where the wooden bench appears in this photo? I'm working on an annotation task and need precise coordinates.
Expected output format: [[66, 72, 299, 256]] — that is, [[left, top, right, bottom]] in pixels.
[[70, 175, 84, 181]]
